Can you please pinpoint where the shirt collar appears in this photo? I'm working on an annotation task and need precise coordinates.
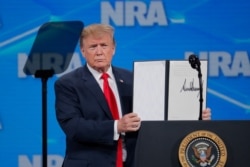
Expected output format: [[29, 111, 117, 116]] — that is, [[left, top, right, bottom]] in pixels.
[[86, 64, 114, 80]]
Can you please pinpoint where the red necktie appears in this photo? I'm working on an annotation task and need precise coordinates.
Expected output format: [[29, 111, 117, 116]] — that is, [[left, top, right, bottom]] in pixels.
[[101, 73, 123, 167]]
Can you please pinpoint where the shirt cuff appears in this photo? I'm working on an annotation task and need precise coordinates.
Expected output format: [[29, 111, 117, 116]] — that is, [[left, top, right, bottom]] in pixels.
[[114, 120, 120, 140]]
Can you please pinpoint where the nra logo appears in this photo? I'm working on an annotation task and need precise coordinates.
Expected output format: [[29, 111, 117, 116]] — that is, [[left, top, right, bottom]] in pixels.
[[101, 1, 168, 26]]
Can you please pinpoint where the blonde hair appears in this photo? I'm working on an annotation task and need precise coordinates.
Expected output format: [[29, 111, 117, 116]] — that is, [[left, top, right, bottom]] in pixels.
[[80, 23, 115, 48]]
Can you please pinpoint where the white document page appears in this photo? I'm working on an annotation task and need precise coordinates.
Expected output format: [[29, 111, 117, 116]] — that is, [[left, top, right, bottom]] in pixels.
[[133, 61, 166, 120]]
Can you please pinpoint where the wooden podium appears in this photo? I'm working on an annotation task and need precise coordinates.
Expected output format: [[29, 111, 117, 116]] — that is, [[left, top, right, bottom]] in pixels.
[[134, 120, 250, 167]]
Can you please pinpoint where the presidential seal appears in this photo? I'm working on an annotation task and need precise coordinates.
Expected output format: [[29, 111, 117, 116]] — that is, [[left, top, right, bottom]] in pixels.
[[178, 130, 227, 167]]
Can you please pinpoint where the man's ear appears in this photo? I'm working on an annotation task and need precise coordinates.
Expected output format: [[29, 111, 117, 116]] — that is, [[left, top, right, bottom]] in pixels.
[[81, 48, 86, 58]]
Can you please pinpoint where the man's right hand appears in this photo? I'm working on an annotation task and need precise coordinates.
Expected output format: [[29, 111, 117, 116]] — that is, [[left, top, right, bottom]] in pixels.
[[117, 113, 141, 133]]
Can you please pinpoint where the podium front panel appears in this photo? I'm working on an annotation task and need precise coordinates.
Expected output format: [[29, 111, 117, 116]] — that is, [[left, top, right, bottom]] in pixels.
[[135, 121, 250, 167]]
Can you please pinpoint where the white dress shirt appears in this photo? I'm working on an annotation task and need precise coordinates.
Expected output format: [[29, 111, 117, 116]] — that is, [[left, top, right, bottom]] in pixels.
[[86, 64, 122, 140]]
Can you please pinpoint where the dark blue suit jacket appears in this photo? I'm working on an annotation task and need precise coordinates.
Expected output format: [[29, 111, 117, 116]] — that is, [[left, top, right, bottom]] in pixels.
[[54, 65, 138, 167]]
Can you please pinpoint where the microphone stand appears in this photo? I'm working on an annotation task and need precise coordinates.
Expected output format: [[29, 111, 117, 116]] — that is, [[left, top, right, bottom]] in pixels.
[[197, 64, 203, 120], [188, 55, 203, 120]]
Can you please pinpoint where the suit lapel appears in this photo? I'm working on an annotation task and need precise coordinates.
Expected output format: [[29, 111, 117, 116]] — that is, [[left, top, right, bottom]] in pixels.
[[112, 67, 128, 116], [81, 65, 113, 119]]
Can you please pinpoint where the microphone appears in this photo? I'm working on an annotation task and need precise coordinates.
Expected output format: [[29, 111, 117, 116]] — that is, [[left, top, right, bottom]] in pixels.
[[188, 54, 203, 120], [188, 54, 200, 70]]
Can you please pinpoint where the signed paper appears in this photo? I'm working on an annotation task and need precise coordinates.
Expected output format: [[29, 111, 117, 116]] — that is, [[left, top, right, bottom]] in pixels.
[[167, 60, 207, 120], [133, 60, 207, 121]]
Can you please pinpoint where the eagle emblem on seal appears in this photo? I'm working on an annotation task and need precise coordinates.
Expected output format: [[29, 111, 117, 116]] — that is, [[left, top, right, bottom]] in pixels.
[[192, 142, 215, 166]]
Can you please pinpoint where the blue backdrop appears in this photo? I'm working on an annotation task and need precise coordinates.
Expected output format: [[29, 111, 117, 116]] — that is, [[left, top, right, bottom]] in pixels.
[[0, 0, 250, 166]]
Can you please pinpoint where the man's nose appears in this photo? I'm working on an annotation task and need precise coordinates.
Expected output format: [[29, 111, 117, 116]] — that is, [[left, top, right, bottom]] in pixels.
[[96, 45, 103, 53]]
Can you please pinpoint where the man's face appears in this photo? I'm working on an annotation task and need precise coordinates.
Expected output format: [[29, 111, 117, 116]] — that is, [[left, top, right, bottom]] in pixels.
[[81, 33, 115, 72]]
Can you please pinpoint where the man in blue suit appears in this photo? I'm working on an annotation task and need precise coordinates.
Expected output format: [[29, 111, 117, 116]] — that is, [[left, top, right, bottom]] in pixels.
[[54, 23, 211, 167]]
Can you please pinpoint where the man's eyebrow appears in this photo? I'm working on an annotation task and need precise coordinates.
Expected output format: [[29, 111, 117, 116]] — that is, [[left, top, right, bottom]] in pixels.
[[89, 43, 98, 47]]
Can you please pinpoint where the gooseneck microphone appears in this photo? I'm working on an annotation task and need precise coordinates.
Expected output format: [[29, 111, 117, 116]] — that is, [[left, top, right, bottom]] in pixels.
[[189, 54, 201, 71], [188, 54, 203, 120]]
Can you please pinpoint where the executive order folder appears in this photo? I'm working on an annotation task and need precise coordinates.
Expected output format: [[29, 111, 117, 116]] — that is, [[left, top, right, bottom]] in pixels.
[[133, 60, 208, 120]]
